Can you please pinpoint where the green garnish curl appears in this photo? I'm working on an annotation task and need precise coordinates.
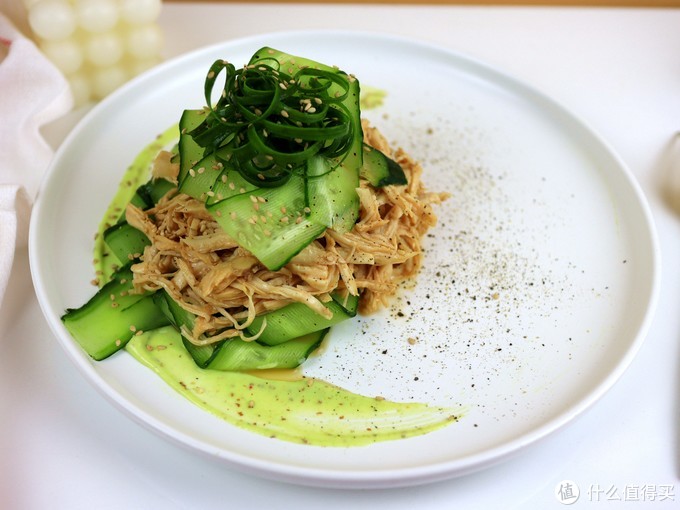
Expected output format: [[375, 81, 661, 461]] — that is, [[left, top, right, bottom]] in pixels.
[[188, 58, 356, 187]]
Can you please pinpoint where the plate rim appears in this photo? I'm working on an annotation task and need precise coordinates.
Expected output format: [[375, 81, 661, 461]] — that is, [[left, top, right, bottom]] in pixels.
[[28, 29, 661, 489]]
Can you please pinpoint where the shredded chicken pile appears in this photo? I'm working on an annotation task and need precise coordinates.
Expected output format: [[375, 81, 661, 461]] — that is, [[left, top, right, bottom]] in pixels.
[[127, 121, 447, 345]]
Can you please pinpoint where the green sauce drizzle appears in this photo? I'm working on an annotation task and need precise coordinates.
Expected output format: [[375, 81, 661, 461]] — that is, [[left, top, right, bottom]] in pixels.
[[360, 86, 387, 110], [127, 326, 461, 446]]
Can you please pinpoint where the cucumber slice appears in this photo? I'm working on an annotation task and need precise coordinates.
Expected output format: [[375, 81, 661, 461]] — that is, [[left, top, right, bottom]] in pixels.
[[62, 266, 168, 360], [207, 172, 326, 270], [105, 177, 178, 264], [206, 163, 257, 206], [361, 143, 407, 187], [103, 222, 150, 265], [306, 155, 360, 234], [136, 177, 176, 205], [246, 293, 359, 346], [206, 329, 328, 371], [152, 290, 219, 367], [177, 109, 206, 187]]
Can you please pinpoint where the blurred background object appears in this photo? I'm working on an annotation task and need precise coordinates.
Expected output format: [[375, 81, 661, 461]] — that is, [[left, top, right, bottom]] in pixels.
[[16, 0, 164, 106]]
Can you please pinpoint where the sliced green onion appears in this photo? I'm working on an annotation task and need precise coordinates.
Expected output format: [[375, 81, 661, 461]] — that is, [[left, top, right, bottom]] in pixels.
[[189, 58, 356, 187]]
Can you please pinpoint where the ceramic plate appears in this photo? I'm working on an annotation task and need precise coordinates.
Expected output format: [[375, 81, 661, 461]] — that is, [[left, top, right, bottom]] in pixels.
[[29, 30, 659, 489]]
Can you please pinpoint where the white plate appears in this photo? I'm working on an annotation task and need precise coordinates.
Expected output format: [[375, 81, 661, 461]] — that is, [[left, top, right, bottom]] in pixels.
[[29, 30, 660, 489]]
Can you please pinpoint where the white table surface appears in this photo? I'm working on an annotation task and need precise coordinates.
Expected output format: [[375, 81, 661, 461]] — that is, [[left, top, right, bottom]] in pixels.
[[2, 3, 680, 508]]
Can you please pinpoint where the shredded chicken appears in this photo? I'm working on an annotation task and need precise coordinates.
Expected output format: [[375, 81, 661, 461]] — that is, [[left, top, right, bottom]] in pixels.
[[128, 120, 448, 344]]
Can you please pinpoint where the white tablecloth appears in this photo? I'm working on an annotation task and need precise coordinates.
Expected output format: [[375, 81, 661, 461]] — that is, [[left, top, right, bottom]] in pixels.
[[3, 3, 679, 508]]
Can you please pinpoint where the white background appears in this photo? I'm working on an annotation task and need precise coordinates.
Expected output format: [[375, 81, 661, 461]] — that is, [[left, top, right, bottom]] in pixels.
[[2, 3, 679, 508]]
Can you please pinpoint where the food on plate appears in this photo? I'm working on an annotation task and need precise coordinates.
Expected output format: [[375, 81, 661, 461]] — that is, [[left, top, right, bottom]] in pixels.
[[63, 47, 447, 369], [60, 48, 458, 445]]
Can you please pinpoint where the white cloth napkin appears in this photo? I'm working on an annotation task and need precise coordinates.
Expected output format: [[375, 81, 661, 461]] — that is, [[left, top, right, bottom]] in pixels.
[[0, 14, 73, 308]]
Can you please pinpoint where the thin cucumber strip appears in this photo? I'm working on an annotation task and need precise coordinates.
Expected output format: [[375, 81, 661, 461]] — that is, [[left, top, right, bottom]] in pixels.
[[206, 162, 257, 206], [246, 293, 359, 346], [152, 291, 219, 367], [361, 143, 407, 187], [115, 177, 176, 223], [331, 291, 360, 315], [306, 154, 360, 233], [206, 329, 328, 371], [61, 267, 168, 360], [177, 109, 206, 186], [137, 177, 176, 205], [104, 177, 178, 265], [206, 172, 326, 270], [103, 222, 150, 265], [177, 150, 222, 200]]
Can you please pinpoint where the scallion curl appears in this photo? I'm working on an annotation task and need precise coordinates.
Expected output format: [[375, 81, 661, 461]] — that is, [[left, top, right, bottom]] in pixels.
[[189, 58, 356, 187]]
